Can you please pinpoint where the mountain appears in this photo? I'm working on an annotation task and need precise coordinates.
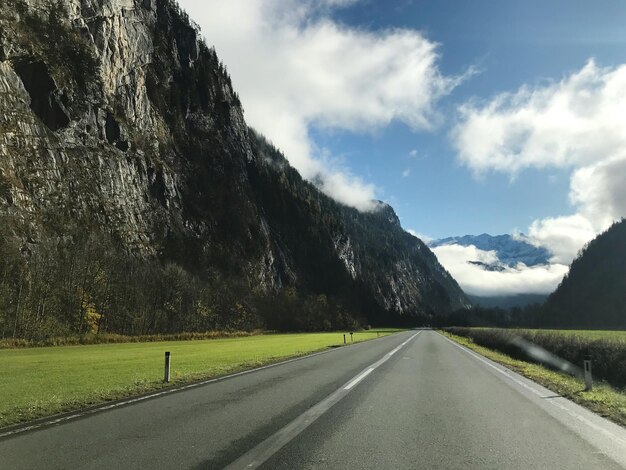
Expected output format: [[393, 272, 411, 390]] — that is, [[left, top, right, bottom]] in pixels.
[[0, 0, 468, 339], [541, 219, 626, 328], [429, 233, 552, 309], [429, 234, 551, 267]]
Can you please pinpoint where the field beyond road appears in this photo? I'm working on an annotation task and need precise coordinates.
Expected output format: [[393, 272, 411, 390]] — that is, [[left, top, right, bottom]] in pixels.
[[478, 328, 626, 342], [0, 329, 400, 428]]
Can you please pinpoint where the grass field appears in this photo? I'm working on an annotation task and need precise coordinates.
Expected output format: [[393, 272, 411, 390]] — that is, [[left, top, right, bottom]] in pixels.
[[0, 329, 401, 428], [442, 330, 626, 427], [476, 328, 626, 342]]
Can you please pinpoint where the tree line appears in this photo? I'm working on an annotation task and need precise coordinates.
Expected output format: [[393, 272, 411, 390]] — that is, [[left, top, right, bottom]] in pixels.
[[0, 220, 363, 342]]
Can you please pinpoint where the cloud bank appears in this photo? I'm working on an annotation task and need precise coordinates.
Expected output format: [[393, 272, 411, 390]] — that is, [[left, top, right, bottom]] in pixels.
[[178, 0, 462, 210], [432, 244, 568, 297], [453, 60, 626, 264]]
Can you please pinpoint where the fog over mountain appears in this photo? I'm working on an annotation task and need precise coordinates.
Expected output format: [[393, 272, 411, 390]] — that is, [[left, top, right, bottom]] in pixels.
[[429, 234, 568, 300]]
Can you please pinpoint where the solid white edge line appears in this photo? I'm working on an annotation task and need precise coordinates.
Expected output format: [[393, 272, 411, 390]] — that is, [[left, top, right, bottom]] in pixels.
[[439, 332, 626, 448], [0, 333, 398, 440]]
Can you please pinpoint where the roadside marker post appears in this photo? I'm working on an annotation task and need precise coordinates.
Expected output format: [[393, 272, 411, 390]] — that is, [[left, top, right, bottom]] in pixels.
[[350, 332, 353, 343], [164, 351, 171, 383], [343, 334, 346, 345], [583, 355, 592, 391]]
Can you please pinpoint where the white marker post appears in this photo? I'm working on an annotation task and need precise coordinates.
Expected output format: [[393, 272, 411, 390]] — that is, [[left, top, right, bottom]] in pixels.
[[164, 351, 171, 383], [583, 354, 592, 391]]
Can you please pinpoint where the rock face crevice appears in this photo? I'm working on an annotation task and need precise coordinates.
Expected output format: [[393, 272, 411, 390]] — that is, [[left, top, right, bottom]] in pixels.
[[0, 0, 469, 323], [13, 59, 70, 131]]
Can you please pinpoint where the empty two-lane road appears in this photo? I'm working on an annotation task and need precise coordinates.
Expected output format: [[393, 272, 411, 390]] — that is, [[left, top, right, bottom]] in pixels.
[[2, 330, 626, 469]]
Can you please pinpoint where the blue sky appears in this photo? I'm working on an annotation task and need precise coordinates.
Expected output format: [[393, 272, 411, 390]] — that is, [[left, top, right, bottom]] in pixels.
[[326, 0, 626, 237], [180, 0, 626, 295]]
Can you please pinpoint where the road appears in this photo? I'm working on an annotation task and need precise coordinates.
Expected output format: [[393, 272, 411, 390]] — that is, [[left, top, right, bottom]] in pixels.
[[2, 330, 626, 469]]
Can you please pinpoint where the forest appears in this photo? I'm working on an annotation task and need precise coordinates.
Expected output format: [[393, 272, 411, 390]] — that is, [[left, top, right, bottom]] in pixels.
[[0, 218, 367, 343]]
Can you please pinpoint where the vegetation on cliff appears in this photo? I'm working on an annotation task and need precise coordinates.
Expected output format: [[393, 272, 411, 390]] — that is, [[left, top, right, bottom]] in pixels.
[[0, 0, 467, 341]]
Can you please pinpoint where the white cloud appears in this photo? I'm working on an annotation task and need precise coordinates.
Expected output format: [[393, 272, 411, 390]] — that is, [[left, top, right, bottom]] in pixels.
[[408, 149, 418, 157], [407, 229, 432, 242], [432, 244, 569, 297], [178, 0, 463, 210], [317, 168, 378, 211], [452, 60, 626, 263], [569, 154, 626, 229], [402, 168, 411, 178], [526, 215, 596, 264], [453, 60, 626, 175]]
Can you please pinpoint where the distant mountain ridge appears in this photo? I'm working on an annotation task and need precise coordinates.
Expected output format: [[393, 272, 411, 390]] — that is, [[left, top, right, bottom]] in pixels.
[[429, 233, 551, 267], [429, 233, 553, 309]]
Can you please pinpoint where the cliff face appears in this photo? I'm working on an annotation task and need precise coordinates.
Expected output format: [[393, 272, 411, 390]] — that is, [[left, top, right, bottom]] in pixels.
[[1, 0, 258, 262], [0, 0, 468, 327], [250, 136, 469, 319]]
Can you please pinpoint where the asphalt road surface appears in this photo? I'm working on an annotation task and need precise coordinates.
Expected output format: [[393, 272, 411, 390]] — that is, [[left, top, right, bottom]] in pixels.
[[2, 330, 626, 469]]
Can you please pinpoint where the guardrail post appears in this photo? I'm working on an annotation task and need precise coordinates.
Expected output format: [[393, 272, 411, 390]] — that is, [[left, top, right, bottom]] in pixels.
[[164, 351, 171, 383], [583, 354, 592, 391]]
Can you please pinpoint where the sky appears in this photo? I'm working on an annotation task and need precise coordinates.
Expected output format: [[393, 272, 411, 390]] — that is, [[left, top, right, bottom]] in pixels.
[[178, 0, 626, 296]]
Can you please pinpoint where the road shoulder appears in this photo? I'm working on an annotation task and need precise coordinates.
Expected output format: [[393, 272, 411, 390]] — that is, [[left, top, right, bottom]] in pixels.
[[440, 330, 626, 468]]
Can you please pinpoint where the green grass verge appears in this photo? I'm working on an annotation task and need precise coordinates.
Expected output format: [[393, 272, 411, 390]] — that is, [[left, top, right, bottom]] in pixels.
[[441, 331, 626, 428], [0, 329, 401, 428]]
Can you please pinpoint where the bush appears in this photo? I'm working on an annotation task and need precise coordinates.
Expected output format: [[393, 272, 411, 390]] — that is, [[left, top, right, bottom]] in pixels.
[[445, 327, 626, 390]]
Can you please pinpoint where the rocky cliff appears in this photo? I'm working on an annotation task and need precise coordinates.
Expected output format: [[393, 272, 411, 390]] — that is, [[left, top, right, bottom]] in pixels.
[[0, 0, 468, 334]]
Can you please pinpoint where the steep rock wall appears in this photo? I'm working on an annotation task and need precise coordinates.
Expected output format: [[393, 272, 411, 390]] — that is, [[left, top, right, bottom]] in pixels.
[[0, 0, 468, 322]]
